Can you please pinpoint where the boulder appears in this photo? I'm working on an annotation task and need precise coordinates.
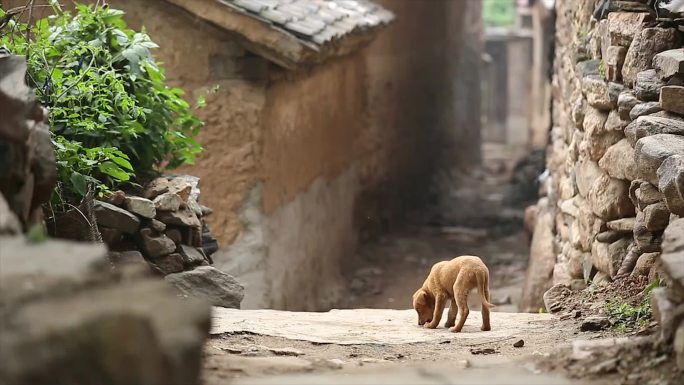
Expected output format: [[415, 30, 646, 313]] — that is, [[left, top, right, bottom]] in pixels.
[[653, 49, 684, 80], [618, 90, 639, 120], [629, 101, 662, 120], [179, 245, 208, 268], [150, 253, 184, 275], [139, 228, 177, 259], [629, 116, 684, 146], [635, 134, 684, 185], [605, 110, 629, 131], [605, 45, 628, 81], [596, 230, 624, 243], [581, 315, 611, 331], [622, 28, 682, 87], [632, 252, 659, 277], [99, 226, 123, 246], [573, 97, 588, 129], [153, 192, 182, 212], [592, 237, 632, 278], [93, 200, 140, 234], [634, 214, 663, 253], [657, 155, 684, 216], [543, 284, 572, 314], [598, 139, 639, 181], [677, 324, 684, 370], [636, 181, 663, 210], [607, 217, 636, 233], [103, 190, 126, 206], [634, 69, 666, 101], [143, 177, 170, 199], [150, 219, 166, 232], [582, 76, 613, 110], [0, 236, 210, 385], [580, 129, 624, 161], [643, 202, 671, 231], [578, 201, 605, 252], [576, 159, 604, 198], [124, 196, 156, 219], [110, 250, 147, 268], [606, 12, 649, 44], [650, 288, 684, 341], [157, 209, 202, 228], [660, 86, 684, 115], [553, 261, 573, 286], [662, 219, 684, 255], [165, 266, 244, 309], [587, 173, 635, 220], [520, 199, 556, 312]]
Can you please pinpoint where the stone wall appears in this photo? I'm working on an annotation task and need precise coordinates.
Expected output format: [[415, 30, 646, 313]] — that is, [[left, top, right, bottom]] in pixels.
[[523, 2, 684, 366]]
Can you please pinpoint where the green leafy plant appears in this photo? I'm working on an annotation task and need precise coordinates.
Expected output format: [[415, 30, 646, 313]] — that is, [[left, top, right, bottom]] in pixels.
[[598, 61, 606, 76], [605, 279, 662, 333], [0, 2, 205, 210]]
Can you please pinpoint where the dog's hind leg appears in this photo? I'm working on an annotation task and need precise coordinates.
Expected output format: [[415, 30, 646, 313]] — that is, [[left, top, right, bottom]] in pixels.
[[445, 298, 457, 328], [450, 278, 470, 332]]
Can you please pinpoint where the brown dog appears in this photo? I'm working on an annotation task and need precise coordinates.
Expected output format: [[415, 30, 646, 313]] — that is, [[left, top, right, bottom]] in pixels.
[[412, 256, 493, 332]]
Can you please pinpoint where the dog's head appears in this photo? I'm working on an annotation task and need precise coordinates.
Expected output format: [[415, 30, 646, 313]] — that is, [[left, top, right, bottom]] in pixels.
[[412, 288, 434, 326]]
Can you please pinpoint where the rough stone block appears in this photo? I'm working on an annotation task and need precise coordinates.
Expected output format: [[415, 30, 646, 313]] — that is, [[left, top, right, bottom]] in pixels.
[[93, 200, 140, 234], [587, 173, 635, 220], [139, 228, 177, 259], [623, 28, 681, 87], [632, 252, 658, 277], [635, 69, 666, 101], [653, 49, 684, 80], [605, 46, 628, 81], [598, 139, 639, 181], [657, 155, 684, 216], [592, 237, 631, 278], [660, 86, 684, 115], [618, 90, 639, 120], [635, 134, 684, 185], [124, 196, 156, 219], [607, 217, 636, 233], [630, 101, 662, 120], [643, 202, 671, 231], [582, 76, 613, 110], [165, 266, 244, 308], [636, 182, 663, 211]]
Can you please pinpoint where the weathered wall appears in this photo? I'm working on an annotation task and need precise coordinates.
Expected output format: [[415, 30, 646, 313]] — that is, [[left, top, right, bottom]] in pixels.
[[522, 0, 684, 324]]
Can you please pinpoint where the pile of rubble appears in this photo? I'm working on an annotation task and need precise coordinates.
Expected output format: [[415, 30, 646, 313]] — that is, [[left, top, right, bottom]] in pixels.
[[522, 0, 684, 370]]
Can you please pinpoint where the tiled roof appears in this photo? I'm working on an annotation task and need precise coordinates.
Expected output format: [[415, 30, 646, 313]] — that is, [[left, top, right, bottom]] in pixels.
[[217, 0, 394, 47]]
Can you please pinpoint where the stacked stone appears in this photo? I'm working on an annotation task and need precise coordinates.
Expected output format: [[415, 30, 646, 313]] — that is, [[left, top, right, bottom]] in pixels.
[[524, 2, 684, 317], [528, 0, 684, 366], [0, 54, 56, 235], [97, 175, 218, 275]]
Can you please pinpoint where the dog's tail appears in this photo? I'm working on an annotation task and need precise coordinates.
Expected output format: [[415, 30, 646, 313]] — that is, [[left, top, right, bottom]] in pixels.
[[478, 272, 496, 309]]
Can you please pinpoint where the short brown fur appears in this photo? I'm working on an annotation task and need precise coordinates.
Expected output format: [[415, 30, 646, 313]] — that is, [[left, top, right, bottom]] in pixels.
[[412, 256, 494, 332]]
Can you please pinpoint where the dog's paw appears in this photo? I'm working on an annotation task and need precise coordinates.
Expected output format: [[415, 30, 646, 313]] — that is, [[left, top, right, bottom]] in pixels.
[[449, 326, 462, 333], [444, 321, 455, 328], [424, 323, 438, 329], [481, 325, 491, 331]]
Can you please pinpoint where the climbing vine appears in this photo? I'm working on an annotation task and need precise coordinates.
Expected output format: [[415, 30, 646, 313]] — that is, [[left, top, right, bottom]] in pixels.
[[0, 2, 205, 211]]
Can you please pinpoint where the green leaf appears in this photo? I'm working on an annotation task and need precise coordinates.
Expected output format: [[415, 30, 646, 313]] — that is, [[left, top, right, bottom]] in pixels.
[[98, 161, 131, 181], [70, 172, 88, 196]]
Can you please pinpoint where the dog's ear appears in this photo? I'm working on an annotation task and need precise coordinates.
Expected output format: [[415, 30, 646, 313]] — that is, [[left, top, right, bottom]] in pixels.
[[413, 289, 428, 305]]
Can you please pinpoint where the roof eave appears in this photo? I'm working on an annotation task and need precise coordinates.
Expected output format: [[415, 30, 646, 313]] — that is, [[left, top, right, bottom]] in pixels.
[[162, 0, 392, 70]]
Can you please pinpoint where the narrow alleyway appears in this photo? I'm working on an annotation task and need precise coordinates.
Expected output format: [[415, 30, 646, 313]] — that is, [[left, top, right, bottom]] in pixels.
[[198, 147, 601, 384]]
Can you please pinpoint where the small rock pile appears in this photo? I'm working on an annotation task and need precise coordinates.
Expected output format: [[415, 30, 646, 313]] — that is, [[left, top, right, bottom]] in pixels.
[[92, 175, 244, 308], [96, 175, 216, 273], [522, 1, 684, 316]]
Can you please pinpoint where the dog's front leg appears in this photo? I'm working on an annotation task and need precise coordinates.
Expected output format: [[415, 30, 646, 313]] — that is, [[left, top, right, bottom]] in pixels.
[[425, 294, 447, 329]]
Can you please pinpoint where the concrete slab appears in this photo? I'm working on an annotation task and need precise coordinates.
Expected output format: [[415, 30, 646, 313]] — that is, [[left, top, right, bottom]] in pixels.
[[211, 308, 554, 345]]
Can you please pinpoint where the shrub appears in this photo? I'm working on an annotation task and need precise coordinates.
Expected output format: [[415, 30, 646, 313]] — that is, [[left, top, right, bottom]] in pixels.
[[0, 2, 204, 211]]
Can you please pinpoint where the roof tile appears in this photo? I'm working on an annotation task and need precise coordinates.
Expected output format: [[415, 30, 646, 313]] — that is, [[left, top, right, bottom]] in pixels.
[[219, 0, 394, 47]]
